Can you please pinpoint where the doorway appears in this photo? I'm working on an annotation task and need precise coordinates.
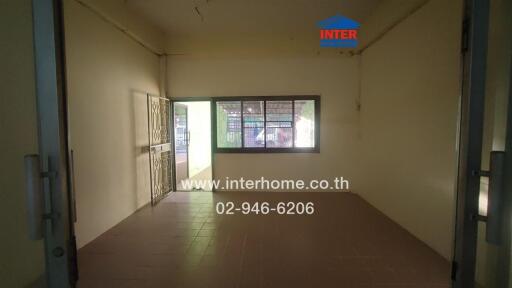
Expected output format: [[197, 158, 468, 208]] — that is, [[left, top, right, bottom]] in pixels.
[[173, 100, 213, 191]]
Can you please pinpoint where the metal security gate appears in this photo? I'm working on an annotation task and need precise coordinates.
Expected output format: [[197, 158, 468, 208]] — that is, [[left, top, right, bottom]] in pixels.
[[147, 94, 173, 205]]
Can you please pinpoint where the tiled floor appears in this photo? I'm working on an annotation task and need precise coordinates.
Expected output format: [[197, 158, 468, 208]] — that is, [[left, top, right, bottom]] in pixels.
[[77, 192, 450, 288]]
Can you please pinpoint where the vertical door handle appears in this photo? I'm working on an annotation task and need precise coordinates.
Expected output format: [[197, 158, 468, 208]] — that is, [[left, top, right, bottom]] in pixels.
[[24, 154, 44, 240], [486, 151, 505, 245], [477, 151, 506, 245]]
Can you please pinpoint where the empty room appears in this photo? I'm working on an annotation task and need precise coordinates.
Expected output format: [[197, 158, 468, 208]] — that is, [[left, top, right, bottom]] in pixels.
[[1, 0, 512, 287]]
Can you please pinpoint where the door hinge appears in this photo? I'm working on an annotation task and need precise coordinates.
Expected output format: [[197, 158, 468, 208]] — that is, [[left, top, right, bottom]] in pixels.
[[451, 261, 458, 281]]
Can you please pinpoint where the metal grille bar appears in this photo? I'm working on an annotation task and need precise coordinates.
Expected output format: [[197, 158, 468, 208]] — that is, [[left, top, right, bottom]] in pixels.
[[147, 94, 173, 205]]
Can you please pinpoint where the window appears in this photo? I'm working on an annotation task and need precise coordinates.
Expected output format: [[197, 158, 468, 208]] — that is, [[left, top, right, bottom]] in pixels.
[[243, 101, 265, 148], [216, 101, 241, 148], [214, 96, 320, 152]]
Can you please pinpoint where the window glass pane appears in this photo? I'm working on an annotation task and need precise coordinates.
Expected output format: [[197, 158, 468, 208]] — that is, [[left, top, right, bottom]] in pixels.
[[174, 104, 188, 153], [294, 100, 316, 148], [216, 101, 241, 148], [243, 101, 265, 147], [266, 101, 293, 147]]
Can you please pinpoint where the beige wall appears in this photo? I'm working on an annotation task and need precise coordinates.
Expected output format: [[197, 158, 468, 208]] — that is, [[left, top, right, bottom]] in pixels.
[[358, 0, 462, 259], [168, 54, 361, 190], [72, 0, 165, 54], [358, 0, 427, 49], [0, 0, 45, 286], [64, 0, 161, 248]]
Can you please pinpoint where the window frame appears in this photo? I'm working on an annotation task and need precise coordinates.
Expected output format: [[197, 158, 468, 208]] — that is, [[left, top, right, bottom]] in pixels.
[[213, 96, 320, 153]]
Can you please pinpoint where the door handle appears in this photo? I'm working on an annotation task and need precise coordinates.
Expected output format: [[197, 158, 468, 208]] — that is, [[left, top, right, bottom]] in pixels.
[[486, 151, 505, 245], [24, 154, 60, 239], [24, 154, 44, 240], [477, 151, 505, 245]]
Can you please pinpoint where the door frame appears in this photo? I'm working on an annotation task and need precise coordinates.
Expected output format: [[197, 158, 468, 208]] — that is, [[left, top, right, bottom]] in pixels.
[[170, 97, 215, 192], [173, 102, 190, 187], [497, 62, 512, 287], [452, 0, 490, 287], [31, 0, 78, 286]]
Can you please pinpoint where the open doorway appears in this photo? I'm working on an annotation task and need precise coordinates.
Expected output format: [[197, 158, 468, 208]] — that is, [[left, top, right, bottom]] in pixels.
[[173, 100, 212, 191]]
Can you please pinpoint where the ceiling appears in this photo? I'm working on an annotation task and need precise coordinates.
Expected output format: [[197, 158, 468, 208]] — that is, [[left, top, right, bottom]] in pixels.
[[125, 0, 383, 38]]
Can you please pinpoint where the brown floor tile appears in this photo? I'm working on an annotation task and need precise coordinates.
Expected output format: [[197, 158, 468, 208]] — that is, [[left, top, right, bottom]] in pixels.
[[77, 192, 450, 288]]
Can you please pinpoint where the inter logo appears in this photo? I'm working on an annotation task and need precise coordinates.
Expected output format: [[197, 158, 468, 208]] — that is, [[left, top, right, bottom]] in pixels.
[[318, 15, 360, 48]]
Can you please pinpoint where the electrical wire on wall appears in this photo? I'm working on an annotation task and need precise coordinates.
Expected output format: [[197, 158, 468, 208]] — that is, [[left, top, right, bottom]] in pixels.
[[192, 0, 211, 22]]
